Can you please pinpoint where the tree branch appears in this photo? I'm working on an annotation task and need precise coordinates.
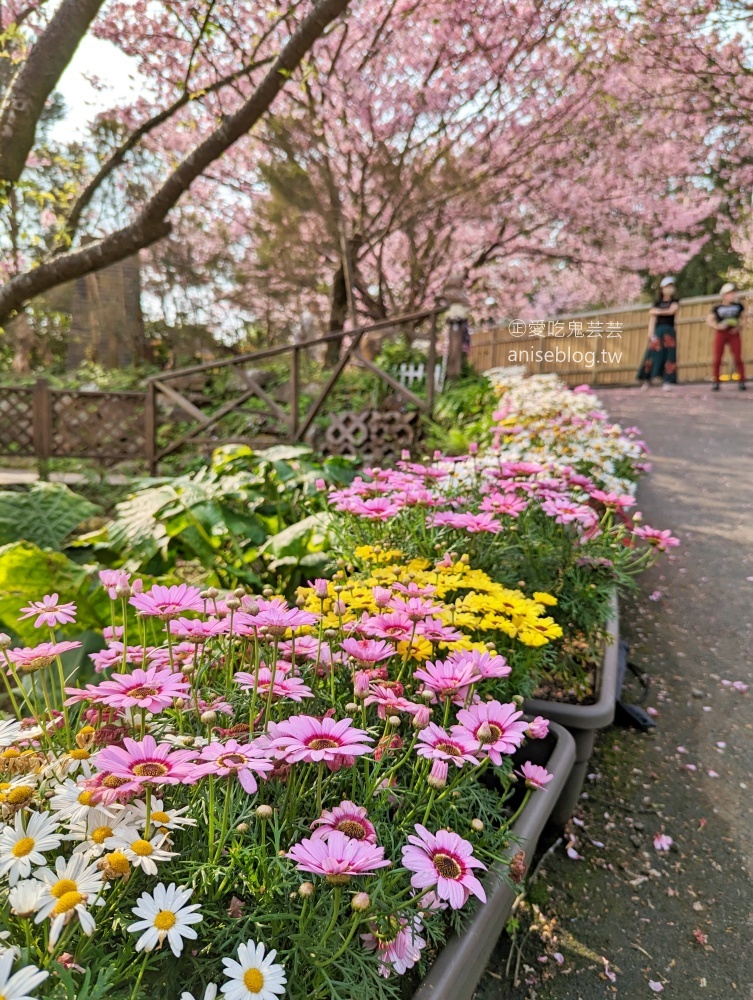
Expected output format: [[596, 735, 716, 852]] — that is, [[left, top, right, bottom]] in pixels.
[[0, 0, 351, 326], [0, 0, 107, 184]]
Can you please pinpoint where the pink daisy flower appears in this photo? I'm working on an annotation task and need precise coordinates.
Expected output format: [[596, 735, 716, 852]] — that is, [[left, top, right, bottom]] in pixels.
[[236, 604, 318, 637], [287, 830, 390, 883], [453, 702, 528, 765], [401, 824, 486, 909], [361, 916, 426, 977], [89, 643, 151, 674], [363, 612, 415, 643], [18, 593, 77, 628], [447, 649, 511, 680], [278, 635, 323, 660], [198, 739, 274, 794], [364, 684, 417, 720], [130, 584, 203, 619], [310, 801, 377, 843], [589, 489, 635, 509], [268, 715, 373, 768], [414, 619, 464, 645], [392, 581, 436, 597], [348, 497, 402, 521], [632, 526, 681, 550], [540, 497, 597, 528], [7, 640, 81, 673], [92, 734, 200, 789], [168, 617, 228, 642], [516, 761, 554, 791], [93, 666, 190, 715], [526, 716, 549, 739], [341, 637, 395, 666], [416, 722, 479, 767], [387, 596, 443, 621], [413, 659, 482, 703], [234, 668, 313, 702]]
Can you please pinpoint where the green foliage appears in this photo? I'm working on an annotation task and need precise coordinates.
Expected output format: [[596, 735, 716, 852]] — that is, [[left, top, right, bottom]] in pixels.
[[0, 482, 100, 550], [424, 371, 496, 453], [0, 541, 110, 643]]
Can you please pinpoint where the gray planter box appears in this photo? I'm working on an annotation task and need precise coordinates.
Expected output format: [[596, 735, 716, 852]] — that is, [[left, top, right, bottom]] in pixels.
[[523, 594, 620, 828], [411, 720, 577, 1000]]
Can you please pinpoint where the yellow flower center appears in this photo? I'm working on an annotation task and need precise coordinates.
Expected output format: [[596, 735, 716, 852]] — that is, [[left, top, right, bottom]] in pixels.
[[51, 878, 78, 898], [307, 738, 339, 751], [0, 747, 20, 759], [78, 790, 94, 805], [154, 910, 176, 931], [52, 890, 85, 915], [131, 839, 154, 856], [128, 686, 159, 699], [243, 969, 265, 994], [151, 811, 170, 824], [6, 786, 34, 805], [12, 836, 35, 858], [70, 748, 90, 760], [433, 852, 462, 880], [103, 775, 128, 789], [91, 826, 113, 844], [336, 820, 367, 840], [102, 851, 130, 876], [132, 762, 168, 778]]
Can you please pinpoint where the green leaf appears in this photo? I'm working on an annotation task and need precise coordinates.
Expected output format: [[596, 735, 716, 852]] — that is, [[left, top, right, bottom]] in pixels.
[[261, 512, 332, 559], [0, 541, 109, 643], [0, 482, 100, 550]]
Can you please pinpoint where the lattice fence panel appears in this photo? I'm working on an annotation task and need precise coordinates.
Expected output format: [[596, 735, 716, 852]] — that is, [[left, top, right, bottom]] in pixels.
[[0, 387, 35, 456], [51, 391, 145, 460], [324, 409, 419, 464]]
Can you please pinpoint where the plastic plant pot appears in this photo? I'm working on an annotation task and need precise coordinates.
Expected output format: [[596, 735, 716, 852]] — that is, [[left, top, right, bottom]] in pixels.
[[411, 720, 577, 1000], [523, 594, 620, 828]]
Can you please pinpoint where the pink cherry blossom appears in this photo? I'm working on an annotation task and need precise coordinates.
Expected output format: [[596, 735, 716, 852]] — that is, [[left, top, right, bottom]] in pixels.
[[653, 833, 673, 852]]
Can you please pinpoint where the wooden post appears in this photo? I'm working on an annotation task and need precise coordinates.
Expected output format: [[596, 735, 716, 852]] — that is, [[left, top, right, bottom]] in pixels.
[[145, 382, 157, 475], [290, 345, 300, 439], [426, 311, 437, 413], [32, 378, 51, 479]]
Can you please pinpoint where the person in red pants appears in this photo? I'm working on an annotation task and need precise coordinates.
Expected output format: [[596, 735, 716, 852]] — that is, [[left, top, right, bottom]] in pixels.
[[707, 283, 747, 391]]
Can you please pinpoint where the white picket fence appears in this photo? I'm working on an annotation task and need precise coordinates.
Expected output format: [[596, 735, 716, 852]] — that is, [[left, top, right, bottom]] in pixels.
[[397, 360, 447, 392]]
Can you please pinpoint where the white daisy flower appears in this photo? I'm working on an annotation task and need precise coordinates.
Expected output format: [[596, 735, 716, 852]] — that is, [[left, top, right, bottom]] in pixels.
[[33, 853, 106, 945], [221, 940, 287, 1000], [103, 829, 177, 876], [0, 811, 62, 885], [69, 809, 134, 858], [0, 950, 48, 999], [121, 798, 197, 834], [8, 879, 44, 917], [181, 987, 218, 1000], [47, 748, 94, 781], [128, 882, 203, 957], [48, 779, 108, 826], [0, 719, 23, 748]]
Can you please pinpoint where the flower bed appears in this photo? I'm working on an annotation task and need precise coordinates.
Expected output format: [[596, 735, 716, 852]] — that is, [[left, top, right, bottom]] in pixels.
[[0, 371, 675, 999], [0, 569, 561, 1000]]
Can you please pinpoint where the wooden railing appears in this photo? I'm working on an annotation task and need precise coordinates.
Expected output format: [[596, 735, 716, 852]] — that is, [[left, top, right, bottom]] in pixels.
[[469, 292, 753, 385], [145, 306, 446, 473]]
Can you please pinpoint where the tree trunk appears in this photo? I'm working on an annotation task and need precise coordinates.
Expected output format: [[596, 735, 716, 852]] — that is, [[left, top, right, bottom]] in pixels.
[[0, 0, 351, 326], [0, 0, 107, 184], [325, 261, 348, 366]]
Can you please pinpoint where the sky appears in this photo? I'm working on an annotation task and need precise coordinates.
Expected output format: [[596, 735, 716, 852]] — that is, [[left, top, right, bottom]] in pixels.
[[52, 35, 142, 140]]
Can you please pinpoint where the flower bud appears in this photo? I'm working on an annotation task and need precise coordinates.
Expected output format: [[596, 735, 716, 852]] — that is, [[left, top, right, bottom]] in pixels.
[[200, 711, 217, 725], [512, 694, 524, 707], [351, 892, 371, 912], [421, 689, 434, 703], [298, 881, 315, 898], [427, 759, 448, 789], [476, 722, 494, 744], [372, 586, 392, 608], [315, 478, 326, 490], [234, 587, 246, 598], [354, 671, 370, 699], [244, 601, 260, 616], [526, 716, 549, 739], [174, 698, 185, 710], [0, 633, 11, 650], [225, 597, 241, 611], [387, 715, 401, 728], [236, 822, 249, 833], [471, 818, 484, 832], [332, 600, 347, 616], [468, 442, 478, 454], [256, 804, 273, 820], [313, 579, 329, 599], [345, 703, 359, 713], [206, 587, 219, 599], [412, 705, 431, 728], [262, 586, 274, 597], [460, 554, 469, 564], [509, 850, 526, 883]]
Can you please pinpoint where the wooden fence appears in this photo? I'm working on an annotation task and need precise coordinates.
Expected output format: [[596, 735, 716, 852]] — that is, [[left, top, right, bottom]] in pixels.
[[469, 292, 753, 385]]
